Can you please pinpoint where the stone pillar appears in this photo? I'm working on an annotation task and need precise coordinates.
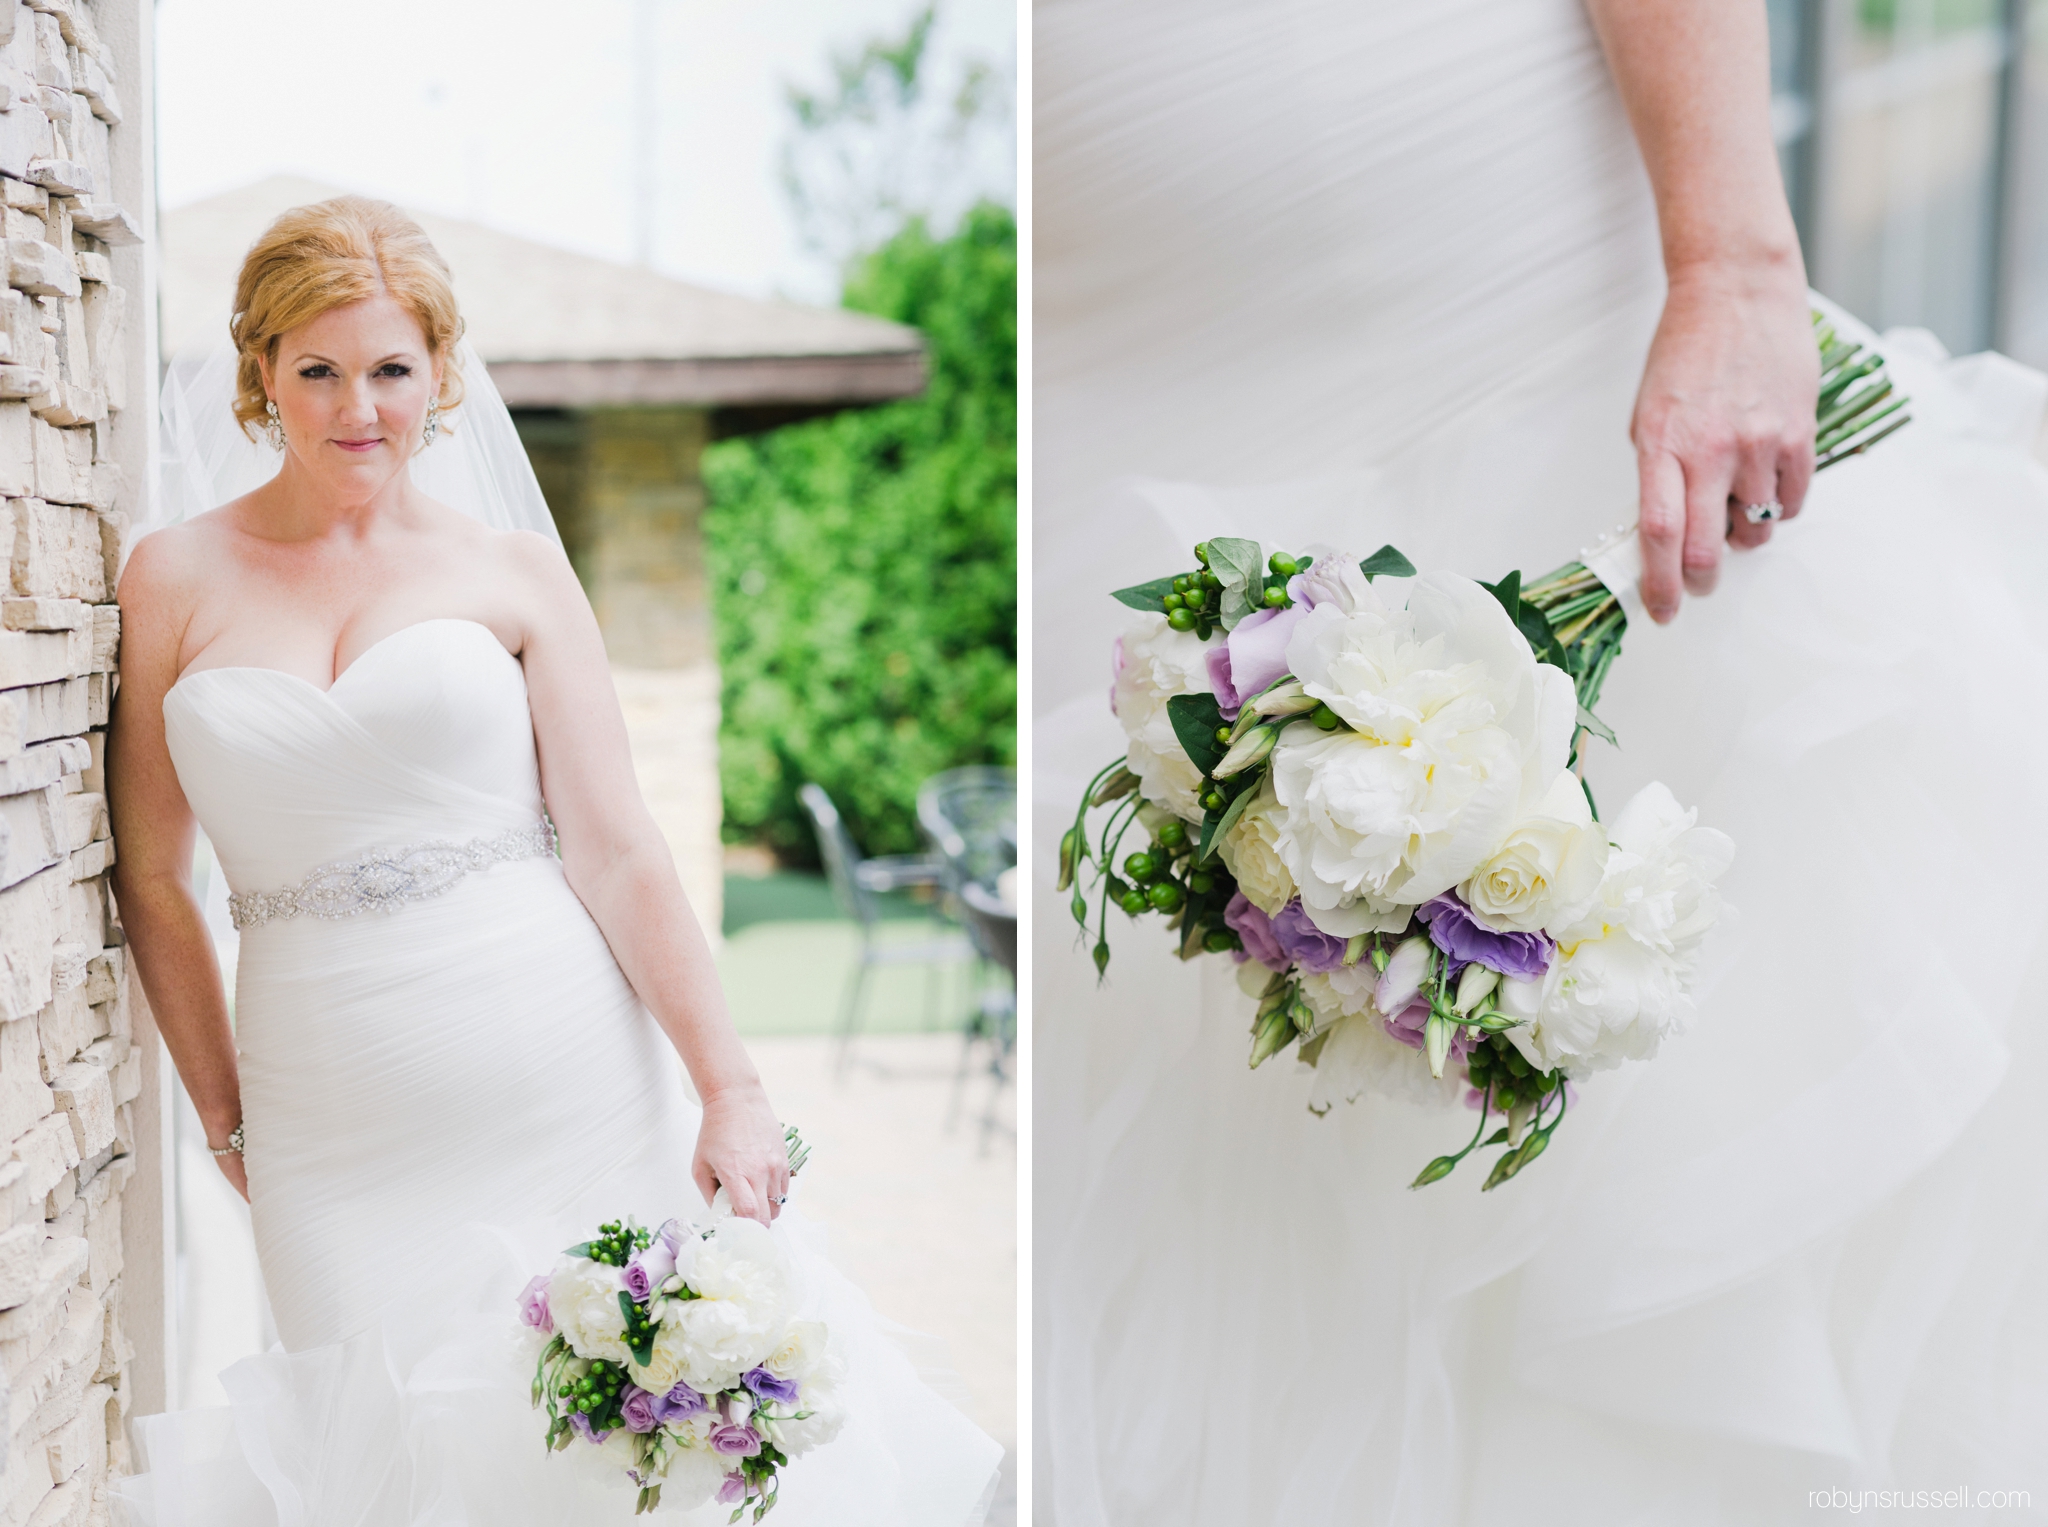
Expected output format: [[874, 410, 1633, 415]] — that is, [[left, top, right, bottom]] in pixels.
[[581, 407, 724, 943], [0, 0, 160, 1511]]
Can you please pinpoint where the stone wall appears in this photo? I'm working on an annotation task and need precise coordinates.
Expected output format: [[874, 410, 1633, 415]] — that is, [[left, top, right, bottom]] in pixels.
[[0, 0, 156, 1520]]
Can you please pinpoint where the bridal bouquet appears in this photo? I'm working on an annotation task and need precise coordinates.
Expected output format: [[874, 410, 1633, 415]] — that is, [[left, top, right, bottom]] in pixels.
[[1061, 314, 1905, 1190], [519, 1131, 841, 1518]]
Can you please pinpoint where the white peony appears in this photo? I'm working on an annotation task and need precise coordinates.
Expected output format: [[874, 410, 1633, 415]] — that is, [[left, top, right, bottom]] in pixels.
[[773, 1389, 847, 1458], [663, 1217, 797, 1395], [760, 1319, 832, 1384], [1460, 769, 1610, 935], [548, 1259, 631, 1365], [643, 1436, 728, 1508], [1112, 614, 1217, 822], [1273, 572, 1576, 933], [1216, 778, 1297, 915], [626, 1315, 692, 1395], [1300, 1002, 1465, 1111], [1498, 782, 1733, 1075]]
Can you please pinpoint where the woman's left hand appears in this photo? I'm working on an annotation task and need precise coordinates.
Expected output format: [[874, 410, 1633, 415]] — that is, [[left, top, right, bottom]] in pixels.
[[693, 1081, 791, 1225]]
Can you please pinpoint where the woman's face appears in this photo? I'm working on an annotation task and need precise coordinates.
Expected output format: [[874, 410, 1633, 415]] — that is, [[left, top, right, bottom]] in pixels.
[[261, 293, 443, 498]]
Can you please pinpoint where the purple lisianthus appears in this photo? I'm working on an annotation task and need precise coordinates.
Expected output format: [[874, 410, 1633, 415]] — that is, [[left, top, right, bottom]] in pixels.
[[1208, 602, 1309, 719], [516, 1275, 551, 1334], [710, 1422, 763, 1458], [619, 1385, 661, 1434], [1416, 894, 1552, 981], [623, 1237, 677, 1303], [1380, 994, 1476, 1060], [743, 1367, 802, 1405], [651, 1383, 707, 1425], [719, 1476, 750, 1505], [1224, 892, 1288, 970], [1269, 900, 1350, 974], [569, 1410, 615, 1444]]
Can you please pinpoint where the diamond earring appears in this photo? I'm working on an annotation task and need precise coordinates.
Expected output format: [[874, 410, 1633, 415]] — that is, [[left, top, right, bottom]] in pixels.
[[263, 398, 285, 452], [421, 400, 440, 448]]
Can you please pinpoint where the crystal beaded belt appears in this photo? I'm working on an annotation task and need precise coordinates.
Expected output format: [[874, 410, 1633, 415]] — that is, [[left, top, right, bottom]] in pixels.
[[227, 819, 558, 931]]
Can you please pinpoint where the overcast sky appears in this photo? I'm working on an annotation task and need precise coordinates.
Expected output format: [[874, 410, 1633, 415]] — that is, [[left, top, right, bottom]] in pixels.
[[155, 0, 1016, 305]]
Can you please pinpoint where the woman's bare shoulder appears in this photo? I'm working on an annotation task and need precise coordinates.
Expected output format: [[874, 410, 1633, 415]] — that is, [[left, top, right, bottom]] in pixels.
[[118, 511, 236, 617]]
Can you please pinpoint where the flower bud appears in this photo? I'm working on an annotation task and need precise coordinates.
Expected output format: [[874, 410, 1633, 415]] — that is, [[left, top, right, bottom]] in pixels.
[[1424, 1012, 1453, 1078], [1213, 724, 1278, 778], [1343, 934, 1369, 967], [1090, 765, 1139, 807], [1409, 1155, 1458, 1190], [1249, 1005, 1296, 1068], [1453, 963, 1500, 1014], [1250, 679, 1317, 717], [1057, 828, 1081, 892], [1375, 936, 1431, 1017]]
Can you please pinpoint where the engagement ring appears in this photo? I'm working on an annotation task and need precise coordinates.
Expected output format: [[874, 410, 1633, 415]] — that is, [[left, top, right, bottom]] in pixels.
[[1741, 500, 1783, 524]]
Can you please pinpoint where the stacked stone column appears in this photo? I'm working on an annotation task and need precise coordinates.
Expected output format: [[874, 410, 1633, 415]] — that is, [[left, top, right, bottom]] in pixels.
[[0, 0, 150, 1521]]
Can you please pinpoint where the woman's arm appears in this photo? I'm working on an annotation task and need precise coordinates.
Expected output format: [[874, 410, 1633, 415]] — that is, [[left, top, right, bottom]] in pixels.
[[107, 533, 248, 1199], [1584, 0, 1818, 623], [506, 533, 790, 1226]]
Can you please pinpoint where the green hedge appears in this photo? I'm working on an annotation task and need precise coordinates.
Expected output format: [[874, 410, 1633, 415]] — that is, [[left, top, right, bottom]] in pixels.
[[703, 204, 1017, 863]]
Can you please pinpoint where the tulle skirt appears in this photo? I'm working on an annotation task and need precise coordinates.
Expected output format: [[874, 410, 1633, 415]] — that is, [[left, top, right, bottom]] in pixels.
[[112, 860, 1001, 1524]]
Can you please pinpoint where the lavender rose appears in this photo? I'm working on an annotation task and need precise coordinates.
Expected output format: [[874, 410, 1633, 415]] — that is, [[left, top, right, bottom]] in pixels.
[[710, 1422, 763, 1458], [1208, 603, 1308, 718], [1380, 993, 1476, 1060], [619, 1385, 661, 1434], [719, 1476, 749, 1505], [569, 1410, 615, 1444], [743, 1367, 802, 1405], [516, 1275, 552, 1334], [624, 1237, 677, 1303], [652, 1383, 708, 1425], [1417, 893, 1552, 981], [1224, 891, 1288, 969]]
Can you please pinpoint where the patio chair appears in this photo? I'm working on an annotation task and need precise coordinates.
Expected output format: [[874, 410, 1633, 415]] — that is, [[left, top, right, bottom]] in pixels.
[[797, 783, 970, 1075], [916, 767, 1017, 1147]]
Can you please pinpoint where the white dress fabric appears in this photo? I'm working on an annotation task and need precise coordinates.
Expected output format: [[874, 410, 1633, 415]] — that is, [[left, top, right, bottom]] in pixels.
[[111, 619, 1000, 1524], [1035, 2, 2048, 1523]]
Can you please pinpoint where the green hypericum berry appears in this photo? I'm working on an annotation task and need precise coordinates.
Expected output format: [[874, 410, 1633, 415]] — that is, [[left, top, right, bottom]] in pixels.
[[1188, 872, 1214, 894], [1120, 891, 1147, 915], [1263, 586, 1287, 607], [1312, 703, 1341, 730], [1201, 570, 1220, 588], [1157, 820, 1186, 847], [1147, 881, 1185, 913], [1203, 791, 1225, 811], [1203, 929, 1237, 953], [1167, 607, 1198, 632], [1122, 852, 1157, 882], [1213, 725, 1232, 744], [1194, 542, 1211, 566], [1161, 592, 1184, 611], [1269, 553, 1298, 576], [1172, 575, 1191, 594]]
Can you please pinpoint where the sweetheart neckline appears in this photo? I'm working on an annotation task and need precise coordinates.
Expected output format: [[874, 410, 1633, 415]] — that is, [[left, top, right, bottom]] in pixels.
[[167, 618, 515, 701]]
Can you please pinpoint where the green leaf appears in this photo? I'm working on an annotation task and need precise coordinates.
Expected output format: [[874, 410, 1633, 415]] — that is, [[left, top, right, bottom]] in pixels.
[[1359, 544, 1415, 581], [1110, 574, 1182, 612], [563, 1241, 595, 1259], [1208, 537, 1265, 629], [1199, 775, 1260, 862], [1574, 704, 1618, 750], [1166, 693, 1228, 775], [1483, 1126, 1510, 1146], [1484, 570, 1571, 670]]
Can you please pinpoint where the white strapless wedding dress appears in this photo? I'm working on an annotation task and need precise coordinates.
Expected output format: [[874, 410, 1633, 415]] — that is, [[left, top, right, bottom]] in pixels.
[[110, 618, 1000, 1524], [1036, 2, 2048, 1523]]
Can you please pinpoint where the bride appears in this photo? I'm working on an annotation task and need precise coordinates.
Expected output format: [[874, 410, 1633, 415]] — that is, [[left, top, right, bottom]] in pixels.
[[1037, 0, 2048, 1522], [106, 196, 999, 1522]]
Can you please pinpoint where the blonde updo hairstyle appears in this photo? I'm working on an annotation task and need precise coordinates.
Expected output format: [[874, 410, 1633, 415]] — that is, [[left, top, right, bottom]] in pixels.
[[229, 196, 465, 442]]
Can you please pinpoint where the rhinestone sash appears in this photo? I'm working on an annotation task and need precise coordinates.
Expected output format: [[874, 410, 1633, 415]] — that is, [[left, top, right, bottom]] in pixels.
[[228, 819, 558, 931]]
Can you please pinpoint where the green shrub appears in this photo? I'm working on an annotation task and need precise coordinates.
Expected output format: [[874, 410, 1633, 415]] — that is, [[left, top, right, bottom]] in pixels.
[[703, 204, 1016, 864]]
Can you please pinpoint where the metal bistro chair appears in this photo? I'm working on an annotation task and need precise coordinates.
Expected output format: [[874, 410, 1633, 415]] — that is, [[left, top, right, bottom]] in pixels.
[[797, 783, 971, 1076], [916, 767, 1017, 1147]]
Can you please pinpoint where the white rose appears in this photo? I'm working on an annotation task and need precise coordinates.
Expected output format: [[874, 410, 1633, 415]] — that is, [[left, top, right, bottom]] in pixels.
[[548, 1259, 631, 1364], [1502, 782, 1733, 1075], [626, 1315, 692, 1395], [1298, 963, 1377, 1022], [761, 1319, 831, 1384], [1274, 572, 1576, 933], [1112, 614, 1217, 822], [1460, 770, 1610, 935], [1215, 778, 1296, 915]]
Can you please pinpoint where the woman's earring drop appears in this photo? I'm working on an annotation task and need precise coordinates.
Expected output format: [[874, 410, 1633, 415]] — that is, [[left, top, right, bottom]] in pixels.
[[263, 398, 285, 452], [422, 400, 440, 448]]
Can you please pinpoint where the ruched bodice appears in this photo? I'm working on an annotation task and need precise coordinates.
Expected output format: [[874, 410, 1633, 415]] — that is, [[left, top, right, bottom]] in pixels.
[[162, 619, 543, 892]]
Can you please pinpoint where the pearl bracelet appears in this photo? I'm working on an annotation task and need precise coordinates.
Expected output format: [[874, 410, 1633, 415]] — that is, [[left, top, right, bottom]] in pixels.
[[209, 1123, 245, 1158]]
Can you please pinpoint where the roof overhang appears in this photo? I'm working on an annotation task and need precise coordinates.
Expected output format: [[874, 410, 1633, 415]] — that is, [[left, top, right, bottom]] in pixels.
[[489, 349, 927, 409]]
